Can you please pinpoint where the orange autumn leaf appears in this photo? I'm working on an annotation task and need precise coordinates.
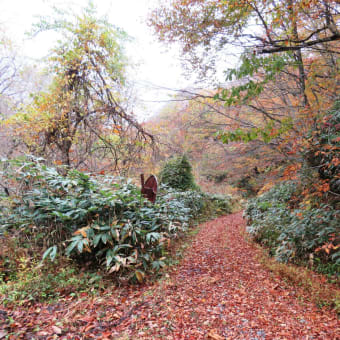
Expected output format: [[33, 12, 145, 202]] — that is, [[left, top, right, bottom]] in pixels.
[[74, 226, 90, 237]]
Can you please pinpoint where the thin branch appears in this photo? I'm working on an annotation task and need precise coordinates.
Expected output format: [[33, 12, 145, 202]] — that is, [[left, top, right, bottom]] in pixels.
[[260, 33, 340, 54]]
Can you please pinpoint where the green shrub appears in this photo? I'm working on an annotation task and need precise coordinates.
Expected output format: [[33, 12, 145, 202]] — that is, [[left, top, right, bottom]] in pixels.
[[159, 155, 197, 191], [0, 156, 234, 291], [245, 182, 340, 272], [235, 175, 257, 198], [0, 257, 104, 306], [202, 193, 233, 216], [305, 99, 340, 195], [0, 157, 215, 280]]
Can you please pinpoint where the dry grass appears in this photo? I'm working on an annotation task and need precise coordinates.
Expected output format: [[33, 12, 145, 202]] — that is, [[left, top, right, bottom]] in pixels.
[[255, 246, 340, 314]]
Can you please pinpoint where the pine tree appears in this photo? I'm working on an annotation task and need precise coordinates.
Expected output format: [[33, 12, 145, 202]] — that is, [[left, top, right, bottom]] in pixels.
[[160, 155, 197, 191]]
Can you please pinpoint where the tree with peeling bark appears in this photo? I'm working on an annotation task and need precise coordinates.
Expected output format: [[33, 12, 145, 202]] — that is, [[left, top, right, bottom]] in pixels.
[[9, 3, 152, 172]]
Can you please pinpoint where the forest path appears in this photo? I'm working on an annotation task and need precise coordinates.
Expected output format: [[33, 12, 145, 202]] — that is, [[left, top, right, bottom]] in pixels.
[[112, 212, 338, 340], [2, 213, 339, 339]]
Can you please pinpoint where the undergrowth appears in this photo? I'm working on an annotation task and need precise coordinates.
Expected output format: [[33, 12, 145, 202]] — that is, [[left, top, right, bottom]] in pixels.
[[245, 100, 340, 279], [255, 246, 340, 315], [245, 181, 340, 273], [0, 255, 105, 307], [0, 156, 233, 306]]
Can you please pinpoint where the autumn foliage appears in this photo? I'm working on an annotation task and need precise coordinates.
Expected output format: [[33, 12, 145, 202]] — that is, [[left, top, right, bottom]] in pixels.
[[0, 1, 339, 338], [5, 4, 152, 173]]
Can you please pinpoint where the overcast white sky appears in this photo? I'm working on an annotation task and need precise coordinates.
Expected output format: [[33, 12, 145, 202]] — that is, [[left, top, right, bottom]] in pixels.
[[1, 0, 191, 120]]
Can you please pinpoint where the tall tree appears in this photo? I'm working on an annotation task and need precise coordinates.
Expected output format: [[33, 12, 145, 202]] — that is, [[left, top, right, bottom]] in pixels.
[[0, 31, 23, 115], [10, 3, 152, 172], [150, 0, 339, 74], [149, 0, 339, 147]]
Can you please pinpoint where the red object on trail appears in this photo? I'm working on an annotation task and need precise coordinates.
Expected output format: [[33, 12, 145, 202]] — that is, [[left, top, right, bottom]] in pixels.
[[141, 174, 158, 203]]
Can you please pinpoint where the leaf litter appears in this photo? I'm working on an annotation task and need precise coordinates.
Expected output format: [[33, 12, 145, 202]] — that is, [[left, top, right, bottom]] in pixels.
[[1, 212, 339, 339]]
